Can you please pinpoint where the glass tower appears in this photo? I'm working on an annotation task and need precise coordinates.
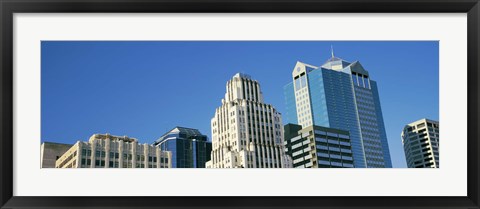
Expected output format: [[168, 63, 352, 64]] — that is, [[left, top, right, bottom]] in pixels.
[[153, 127, 212, 168], [284, 55, 392, 168]]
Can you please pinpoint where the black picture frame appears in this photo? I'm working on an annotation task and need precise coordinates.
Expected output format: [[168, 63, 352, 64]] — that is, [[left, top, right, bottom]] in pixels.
[[1, 0, 479, 208]]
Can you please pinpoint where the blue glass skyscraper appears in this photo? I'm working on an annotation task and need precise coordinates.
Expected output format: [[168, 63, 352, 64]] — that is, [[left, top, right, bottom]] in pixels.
[[284, 53, 392, 168]]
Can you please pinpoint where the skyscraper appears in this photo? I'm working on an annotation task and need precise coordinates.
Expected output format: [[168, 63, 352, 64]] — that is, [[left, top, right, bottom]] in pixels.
[[284, 53, 392, 168], [153, 126, 212, 168], [401, 118, 439, 168], [206, 73, 292, 168]]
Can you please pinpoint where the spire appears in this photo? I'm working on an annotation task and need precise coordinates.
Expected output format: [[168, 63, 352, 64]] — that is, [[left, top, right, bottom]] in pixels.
[[322, 47, 351, 70], [331, 45, 335, 58]]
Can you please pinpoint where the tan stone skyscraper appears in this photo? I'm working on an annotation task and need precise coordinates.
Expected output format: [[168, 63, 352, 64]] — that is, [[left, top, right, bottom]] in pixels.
[[206, 73, 292, 168]]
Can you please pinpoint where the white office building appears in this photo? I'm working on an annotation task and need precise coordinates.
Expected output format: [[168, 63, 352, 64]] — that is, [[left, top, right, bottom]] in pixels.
[[206, 73, 292, 168], [401, 118, 439, 168]]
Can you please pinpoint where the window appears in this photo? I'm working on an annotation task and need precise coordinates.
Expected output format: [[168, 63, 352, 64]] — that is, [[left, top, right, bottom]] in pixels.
[[365, 76, 370, 89], [294, 78, 301, 90], [300, 75, 307, 88]]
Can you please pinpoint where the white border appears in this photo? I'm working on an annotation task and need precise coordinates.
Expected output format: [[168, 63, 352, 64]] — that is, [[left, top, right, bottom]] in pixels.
[[14, 13, 467, 196]]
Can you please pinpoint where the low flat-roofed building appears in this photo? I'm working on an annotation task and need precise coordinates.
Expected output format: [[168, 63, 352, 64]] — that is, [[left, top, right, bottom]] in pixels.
[[284, 124, 354, 168], [55, 133, 171, 168], [41, 142, 73, 168]]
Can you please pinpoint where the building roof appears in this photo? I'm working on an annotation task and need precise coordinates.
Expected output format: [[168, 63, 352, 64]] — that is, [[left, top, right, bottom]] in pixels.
[[233, 73, 252, 79], [349, 61, 370, 76], [172, 126, 203, 136], [89, 133, 138, 143], [321, 56, 352, 70], [406, 118, 439, 126], [325, 56, 343, 62], [41, 141, 73, 146], [155, 126, 206, 144], [296, 61, 319, 70]]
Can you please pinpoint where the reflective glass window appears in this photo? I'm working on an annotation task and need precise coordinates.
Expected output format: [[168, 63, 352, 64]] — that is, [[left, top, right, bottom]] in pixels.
[[294, 78, 301, 90], [300, 75, 307, 88], [352, 74, 358, 86]]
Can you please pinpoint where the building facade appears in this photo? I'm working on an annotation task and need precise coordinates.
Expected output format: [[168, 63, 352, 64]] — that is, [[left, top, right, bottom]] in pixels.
[[41, 142, 73, 168], [206, 73, 292, 168], [55, 133, 171, 168], [401, 118, 439, 168], [284, 54, 392, 168], [153, 127, 212, 168], [284, 124, 354, 168]]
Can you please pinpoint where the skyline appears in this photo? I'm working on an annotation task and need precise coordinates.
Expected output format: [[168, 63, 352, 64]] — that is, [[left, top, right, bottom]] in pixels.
[[41, 41, 439, 168]]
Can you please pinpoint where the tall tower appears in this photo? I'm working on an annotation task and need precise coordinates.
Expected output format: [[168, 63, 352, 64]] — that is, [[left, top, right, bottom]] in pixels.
[[284, 54, 392, 168], [206, 73, 292, 168], [401, 118, 439, 168]]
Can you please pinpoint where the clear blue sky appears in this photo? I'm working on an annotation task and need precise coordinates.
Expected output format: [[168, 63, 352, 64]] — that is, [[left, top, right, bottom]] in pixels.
[[41, 41, 439, 168]]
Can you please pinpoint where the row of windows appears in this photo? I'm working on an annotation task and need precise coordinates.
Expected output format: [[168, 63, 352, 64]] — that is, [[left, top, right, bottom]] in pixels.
[[355, 91, 374, 100], [81, 148, 167, 162], [352, 73, 371, 89], [80, 159, 168, 168], [57, 151, 76, 168]]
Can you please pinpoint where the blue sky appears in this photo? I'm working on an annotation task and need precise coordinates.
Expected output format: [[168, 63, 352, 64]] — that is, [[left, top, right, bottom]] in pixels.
[[41, 41, 439, 168]]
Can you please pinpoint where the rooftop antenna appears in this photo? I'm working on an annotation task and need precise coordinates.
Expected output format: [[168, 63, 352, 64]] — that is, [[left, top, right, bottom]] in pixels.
[[331, 45, 335, 58]]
